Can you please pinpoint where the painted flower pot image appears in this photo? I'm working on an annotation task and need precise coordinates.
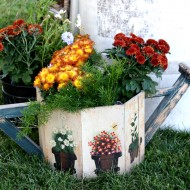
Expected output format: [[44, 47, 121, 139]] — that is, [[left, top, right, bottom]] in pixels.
[[91, 152, 122, 175], [52, 149, 77, 174]]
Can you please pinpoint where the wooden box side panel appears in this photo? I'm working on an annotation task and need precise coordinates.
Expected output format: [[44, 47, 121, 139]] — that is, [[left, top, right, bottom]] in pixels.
[[138, 92, 145, 162], [124, 92, 145, 171], [81, 105, 125, 178], [38, 110, 84, 177]]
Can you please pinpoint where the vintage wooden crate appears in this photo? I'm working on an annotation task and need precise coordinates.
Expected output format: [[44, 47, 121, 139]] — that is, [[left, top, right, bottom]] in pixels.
[[38, 91, 145, 178]]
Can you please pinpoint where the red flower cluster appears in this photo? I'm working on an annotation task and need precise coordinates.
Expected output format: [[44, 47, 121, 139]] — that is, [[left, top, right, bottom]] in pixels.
[[0, 19, 42, 52], [113, 33, 170, 70], [88, 131, 122, 156]]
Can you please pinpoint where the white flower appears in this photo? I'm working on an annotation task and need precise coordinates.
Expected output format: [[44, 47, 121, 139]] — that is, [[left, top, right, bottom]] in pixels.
[[52, 128, 58, 134], [61, 144, 65, 149], [55, 13, 62, 19], [64, 139, 69, 146], [75, 14, 81, 28], [73, 142, 78, 147], [58, 137, 62, 142], [69, 143, 73, 147], [60, 129, 66, 135], [59, 9, 66, 15], [67, 135, 73, 141], [50, 140, 56, 147], [61, 32, 74, 45]]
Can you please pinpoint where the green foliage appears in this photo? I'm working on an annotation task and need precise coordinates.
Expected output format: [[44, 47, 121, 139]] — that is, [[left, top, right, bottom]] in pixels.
[[104, 32, 169, 99], [1, 129, 190, 189], [0, 0, 70, 85]]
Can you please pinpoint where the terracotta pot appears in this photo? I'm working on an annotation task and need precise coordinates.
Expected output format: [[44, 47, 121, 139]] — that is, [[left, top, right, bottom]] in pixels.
[[91, 152, 122, 175], [52, 149, 77, 174]]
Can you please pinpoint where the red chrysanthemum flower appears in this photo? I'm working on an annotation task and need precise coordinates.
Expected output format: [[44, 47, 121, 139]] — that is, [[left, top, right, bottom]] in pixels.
[[114, 33, 126, 40], [28, 24, 43, 35], [158, 54, 168, 69], [142, 46, 155, 56], [0, 42, 4, 51], [136, 54, 146, 65], [130, 33, 144, 44], [150, 54, 159, 66], [158, 39, 170, 53], [130, 43, 140, 52], [126, 47, 138, 56], [113, 39, 126, 47], [146, 39, 158, 48]]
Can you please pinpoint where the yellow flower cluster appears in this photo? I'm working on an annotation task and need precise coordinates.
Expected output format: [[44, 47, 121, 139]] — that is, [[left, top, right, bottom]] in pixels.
[[34, 35, 94, 91]]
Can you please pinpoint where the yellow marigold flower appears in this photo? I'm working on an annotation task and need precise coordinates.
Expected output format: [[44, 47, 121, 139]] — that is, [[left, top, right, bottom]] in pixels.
[[73, 77, 82, 89], [46, 73, 55, 84], [40, 68, 49, 76], [48, 65, 59, 72], [76, 49, 84, 56], [72, 44, 79, 49], [57, 72, 69, 82], [57, 82, 67, 91], [63, 55, 70, 64], [69, 54, 78, 62], [67, 70, 78, 79], [84, 45, 93, 53], [43, 83, 51, 91], [76, 60, 84, 67], [33, 76, 41, 88]]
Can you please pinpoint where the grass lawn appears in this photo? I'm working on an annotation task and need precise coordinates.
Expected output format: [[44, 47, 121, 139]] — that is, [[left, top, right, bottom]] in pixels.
[[0, 128, 189, 190]]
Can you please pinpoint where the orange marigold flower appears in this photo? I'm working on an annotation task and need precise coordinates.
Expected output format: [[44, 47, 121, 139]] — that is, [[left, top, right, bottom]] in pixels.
[[67, 70, 78, 79], [0, 42, 4, 51], [57, 72, 69, 82], [73, 77, 82, 89], [84, 46, 93, 53], [57, 82, 67, 90], [76, 60, 84, 67], [33, 76, 41, 88], [46, 73, 55, 84], [13, 19, 25, 27], [76, 49, 84, 56], [43, 83, 51, 91]]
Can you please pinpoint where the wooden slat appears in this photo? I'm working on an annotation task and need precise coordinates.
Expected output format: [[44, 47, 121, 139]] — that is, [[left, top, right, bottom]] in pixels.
[[145, 75, 189, 145], [0, 102, 28, 118], [0, 118, 43, 157]]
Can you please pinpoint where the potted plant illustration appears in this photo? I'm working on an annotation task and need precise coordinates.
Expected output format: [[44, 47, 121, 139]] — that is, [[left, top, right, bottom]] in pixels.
[[50, 128, 77, 174], [88, 131, 122, 175], [128, 113, 142, 163]]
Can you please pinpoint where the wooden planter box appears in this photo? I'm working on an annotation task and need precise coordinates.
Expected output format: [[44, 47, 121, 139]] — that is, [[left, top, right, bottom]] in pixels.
[[38, 92, 145, 178]]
